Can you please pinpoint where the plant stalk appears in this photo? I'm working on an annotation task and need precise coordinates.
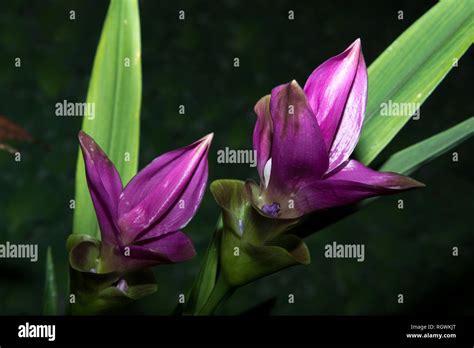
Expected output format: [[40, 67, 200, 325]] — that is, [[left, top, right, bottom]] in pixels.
[[198, 274, 234, 315]]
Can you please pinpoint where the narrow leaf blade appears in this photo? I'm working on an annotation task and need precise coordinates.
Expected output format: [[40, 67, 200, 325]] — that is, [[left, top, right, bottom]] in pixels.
[[73, 0, 142, 238], [355, 0, 473, 165], [185, 218, 222, 315], [380, 117, 474, 174], [43, 247, 58, 315]]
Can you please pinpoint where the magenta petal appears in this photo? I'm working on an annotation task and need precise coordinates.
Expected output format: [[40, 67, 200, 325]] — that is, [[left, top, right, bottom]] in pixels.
[[326, 49, 367, 173], [268, 80, 328, 194], [303, 39, 363, 154], [78, 131, 122, 245], [327, 160, 425, 187], [132, 151, 209, 242], [117, 134, 212, 244], [253, 95, 272, 181], [327, 51, 367, 173], [103, 230, 196, 273], [295, 160, 424, 213], [129, 230, 196, 265]]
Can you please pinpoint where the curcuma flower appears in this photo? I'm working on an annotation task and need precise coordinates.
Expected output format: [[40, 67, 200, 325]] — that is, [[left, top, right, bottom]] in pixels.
[[247, 39, 424, 219], [70, 131, 213, 274], [200, 39, 425, 307]]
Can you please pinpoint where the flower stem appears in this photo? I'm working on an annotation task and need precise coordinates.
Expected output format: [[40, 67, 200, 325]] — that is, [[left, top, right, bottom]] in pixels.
[[198, 274, 234, 315]]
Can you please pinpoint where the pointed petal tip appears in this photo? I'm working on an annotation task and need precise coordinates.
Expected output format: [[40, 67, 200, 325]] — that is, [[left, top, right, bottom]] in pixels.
[[289, 79, 304, 91], [337, 39, 362, 63], [383, 173, 425, 191], [254, 94, 271, 114], [406, 177, 426, 189], [77, 131, 98, 152], [197, 132, 214, 146], [272, 79, 304, 97], [385, 171, 425, 190], [187, 243, 197, 259], [346, 38, 362, 57], [78, 130, 88, 142], [349, 38, 361, 49], [78, 130, 93, 151], [272, 79, 302, 92], [204, 132, 214, 143], [77, 131, 106, 159]]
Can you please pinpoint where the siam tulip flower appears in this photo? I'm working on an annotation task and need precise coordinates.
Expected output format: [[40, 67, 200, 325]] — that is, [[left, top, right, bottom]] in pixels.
[[195, 40, 425, 312], [71, 131, 213, 274], [247, 39, 424, 219]]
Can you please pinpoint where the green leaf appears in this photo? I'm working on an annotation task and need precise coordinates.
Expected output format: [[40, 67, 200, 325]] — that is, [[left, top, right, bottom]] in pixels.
[[355, 0, 473, 165], [73, 0, 142, 238], [185, 218, 222, 315], [380, 117, 474, 175], [43, 247, 58, 315]]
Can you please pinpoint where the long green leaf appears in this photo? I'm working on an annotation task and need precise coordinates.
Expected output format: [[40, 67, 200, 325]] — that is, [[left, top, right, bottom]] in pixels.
[[73, 0, 142, 238], [43, 247, 58, 315], [380, 117, 474, 174], [355, 0, 473, 165], [185, 218, 222, 315]]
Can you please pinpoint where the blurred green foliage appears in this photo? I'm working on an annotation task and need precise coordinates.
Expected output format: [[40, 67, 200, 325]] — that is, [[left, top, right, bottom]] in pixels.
[[0, 0, 472, 315]]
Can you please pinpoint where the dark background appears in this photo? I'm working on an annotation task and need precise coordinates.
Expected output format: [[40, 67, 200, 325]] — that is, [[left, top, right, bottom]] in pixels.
[[0, 0, 472, 315]]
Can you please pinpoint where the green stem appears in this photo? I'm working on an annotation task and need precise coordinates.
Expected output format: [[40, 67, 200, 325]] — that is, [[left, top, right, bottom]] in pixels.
[[182, 217, 223, 315], [198, 274, 235, 315]]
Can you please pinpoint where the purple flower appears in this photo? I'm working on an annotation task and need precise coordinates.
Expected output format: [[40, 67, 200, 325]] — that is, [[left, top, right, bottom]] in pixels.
[[247, 39, 424, 219], [78, 131, 213, 273]]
